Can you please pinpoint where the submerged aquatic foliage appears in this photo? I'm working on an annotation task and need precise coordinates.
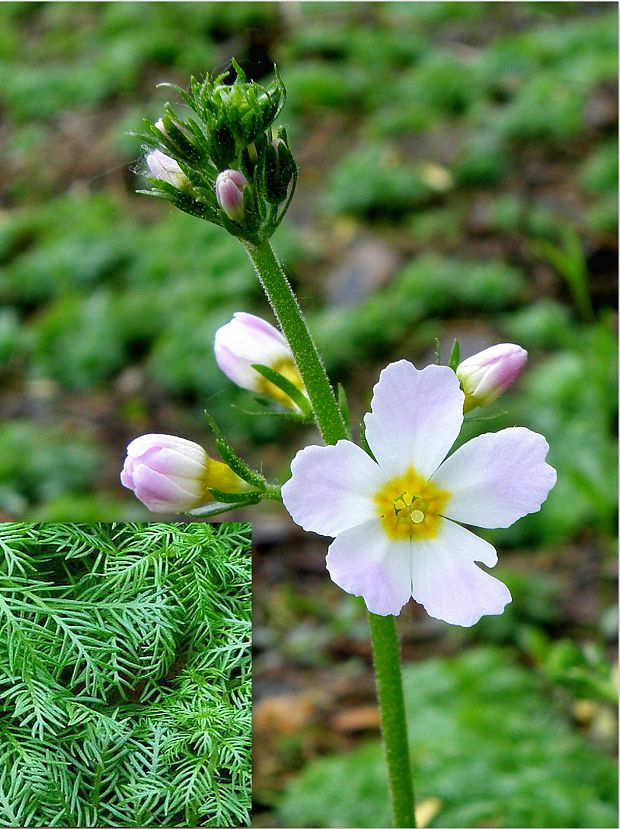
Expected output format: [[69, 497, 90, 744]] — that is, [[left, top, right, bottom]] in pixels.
[[0, 521, 251, 828]]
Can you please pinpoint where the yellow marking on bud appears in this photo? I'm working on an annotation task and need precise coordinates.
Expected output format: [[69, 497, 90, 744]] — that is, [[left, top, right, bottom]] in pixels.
[[374, 467, 450, 541], [203, 458, 249, 497]]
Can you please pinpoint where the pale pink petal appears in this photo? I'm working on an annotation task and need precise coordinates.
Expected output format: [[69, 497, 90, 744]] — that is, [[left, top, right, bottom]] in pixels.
[[363, 361, 464, 478], [457, 343, 527, 409], [432, 427, 557, 528], [281, 441, 385, 537], [411, 519, 511, 626], [214, 312, 292, 392], [131, 465, 200, 513], [145, 149, 187, 188], [120, 460, 135, 489], [134, 446, 206, 478], [214, 342, 259, 390], [127, 434, 205, 462], [232, 312, 288, 344], [326, 519, 412, 616]]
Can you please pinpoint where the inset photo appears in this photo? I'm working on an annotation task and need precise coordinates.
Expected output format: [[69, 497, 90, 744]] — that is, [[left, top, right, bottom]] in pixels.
[[0, 521, 251, 827]]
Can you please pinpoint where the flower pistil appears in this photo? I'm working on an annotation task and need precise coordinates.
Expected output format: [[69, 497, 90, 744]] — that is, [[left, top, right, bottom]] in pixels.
[[374, 467, 450, 540]]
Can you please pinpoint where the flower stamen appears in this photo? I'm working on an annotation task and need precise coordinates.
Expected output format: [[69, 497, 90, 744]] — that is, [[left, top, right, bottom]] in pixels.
[[375, 467, 450, 540]]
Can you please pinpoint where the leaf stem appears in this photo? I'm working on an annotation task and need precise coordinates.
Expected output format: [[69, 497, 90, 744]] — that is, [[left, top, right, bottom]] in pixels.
[[243, 237, 416, 827]]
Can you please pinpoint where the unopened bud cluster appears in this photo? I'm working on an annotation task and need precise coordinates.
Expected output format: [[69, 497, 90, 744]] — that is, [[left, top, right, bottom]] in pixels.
[[139, 60, 297, 245]]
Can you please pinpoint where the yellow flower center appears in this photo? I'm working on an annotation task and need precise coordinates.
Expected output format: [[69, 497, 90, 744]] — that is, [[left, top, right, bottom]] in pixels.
[[374, 467, 450, 540]]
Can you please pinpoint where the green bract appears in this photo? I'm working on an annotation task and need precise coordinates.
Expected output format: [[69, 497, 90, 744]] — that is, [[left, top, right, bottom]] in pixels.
[[139, 60, 297, 245]]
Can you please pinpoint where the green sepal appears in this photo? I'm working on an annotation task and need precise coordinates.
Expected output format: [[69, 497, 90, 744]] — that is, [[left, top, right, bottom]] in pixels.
[[156, 110, 206, 166], [156, 80, 188, 99], [188, 500, 249, 518], [232, 402, 311, 423], [337, 383, 352, 439], [251, 363, 312, 417], [448, 338, 461, 372], [359, 421, 377, 462], [264, 137, 296, 204], [204, 413, 267, 489], [207, 488, 262, 505], [242, 184, 261, 232], [464, 408, 508, 424], [141, 177, 221, 224], [212, 124, 237, 169]]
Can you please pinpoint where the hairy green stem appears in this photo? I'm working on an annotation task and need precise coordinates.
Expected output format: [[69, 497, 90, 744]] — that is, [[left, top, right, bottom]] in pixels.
[[263, 483, 283, 501], [243, 240, 347, 446], [370, 613, 417, 827], [243, 237, 416, 827]]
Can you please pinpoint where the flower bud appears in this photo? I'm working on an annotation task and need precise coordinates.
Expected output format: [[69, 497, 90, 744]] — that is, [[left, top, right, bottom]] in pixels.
[[264, 136, 296, 203], [215, 169, 248, 222], [456, 343, 528, 412], [145, 149, 188, 189], [214, 312, 306, 409], [120, 434, 248, 513]]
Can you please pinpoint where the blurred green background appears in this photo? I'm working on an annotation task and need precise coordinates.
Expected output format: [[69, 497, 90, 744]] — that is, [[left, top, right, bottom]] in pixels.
[[0, 2, 617, 827]]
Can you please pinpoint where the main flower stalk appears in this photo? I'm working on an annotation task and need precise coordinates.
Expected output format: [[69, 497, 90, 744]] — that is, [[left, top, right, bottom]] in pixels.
[[370, 613, 417, 827], [243, 240, 348, 446], [243, 238, 416, 828]]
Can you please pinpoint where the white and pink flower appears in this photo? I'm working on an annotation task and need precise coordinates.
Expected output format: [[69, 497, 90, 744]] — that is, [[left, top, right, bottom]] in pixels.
[[145, 149, 188, 189], [457, 343, 527, 412], [282, 360, 556, 626], [215, 169, 248, 222], [214, 312, 306, 409], [120, 433, 247, 513]]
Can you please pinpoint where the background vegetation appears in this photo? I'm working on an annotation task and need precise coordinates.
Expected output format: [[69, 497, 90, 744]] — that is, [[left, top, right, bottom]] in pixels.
[[0, 522, 252, 827], [0, 2, 617, 827]]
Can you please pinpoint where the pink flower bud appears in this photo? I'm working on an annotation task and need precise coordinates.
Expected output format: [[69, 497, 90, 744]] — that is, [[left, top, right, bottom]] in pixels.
[[120, 433, 247, 513], [215, 169, 247, 222], [214, 312, 306, 409], [145, 149, 188, 188], [456, 343, 528, 412]]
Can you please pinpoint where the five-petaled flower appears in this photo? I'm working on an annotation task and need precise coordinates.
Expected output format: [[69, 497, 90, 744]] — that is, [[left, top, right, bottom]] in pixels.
[[282, 360, 556, 626]]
